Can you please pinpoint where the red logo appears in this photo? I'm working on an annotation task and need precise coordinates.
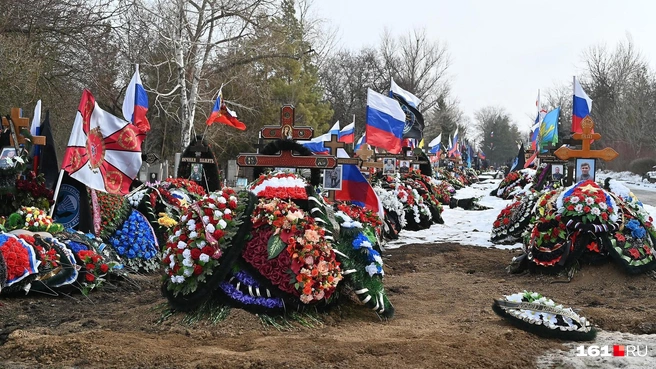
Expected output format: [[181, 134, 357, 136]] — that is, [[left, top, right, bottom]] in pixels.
[[613, 345, 625, 357]]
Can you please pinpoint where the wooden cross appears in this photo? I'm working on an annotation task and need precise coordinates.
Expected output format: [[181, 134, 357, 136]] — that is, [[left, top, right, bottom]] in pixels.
[[322, 134, 359, 201], [237, 105, 337, 170], [1, 107, 46, 148], [260, 105, 314, 140], [554, 116, 619, 161], [355, 144, 383, 170]]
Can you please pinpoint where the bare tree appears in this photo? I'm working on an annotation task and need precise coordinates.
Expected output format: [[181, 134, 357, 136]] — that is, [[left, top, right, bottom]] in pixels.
[[379, 28, 451, 112], [474, 106, 521, 166]]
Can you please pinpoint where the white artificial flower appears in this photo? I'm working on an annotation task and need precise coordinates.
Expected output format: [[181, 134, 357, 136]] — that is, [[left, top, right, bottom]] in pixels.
[[181, 215, 188, 223], [199, 253, 210, 263], [598, 202, 608, 210], [175, 229, 182, 237], [169, 259, 176, 269], [183, 268, 193, 277], [585, 197, 595, 205], [182, 249, 191, 259], [214, 210, 222, 218], [197, 240, 207, 248], [229, 196, 237, 202], [569, 196, 580, 204], [505, 293, 524, 303], [574, 204, 583, 212], [206, 223, 216, 234], [218, 219, 227, 229], [224, 209, 232, 215], [217, 197, 227, 204], [542, 312, 558, 326], [175, 275, 186, 283], [365, 263, 379, 277], [182, 258, 194, 267], [177, 241, 187, 249], [202, 216, 210, 224], [189, 231, 198, 239], [591, 207, 601, 216]]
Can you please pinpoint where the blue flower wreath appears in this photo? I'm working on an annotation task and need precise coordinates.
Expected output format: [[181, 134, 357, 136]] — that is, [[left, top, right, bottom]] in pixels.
[[351, 232, 384, 275], [108, 210, 158, 261], [625, 219, 647, 239], [218, 270, 284, 309]]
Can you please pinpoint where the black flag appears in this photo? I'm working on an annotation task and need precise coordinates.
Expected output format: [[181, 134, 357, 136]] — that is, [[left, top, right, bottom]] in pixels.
[[37, 110, 59, 189], [53, 171, 93, 233], [509, 143, 525, 174], [389, 92, 425, 139]]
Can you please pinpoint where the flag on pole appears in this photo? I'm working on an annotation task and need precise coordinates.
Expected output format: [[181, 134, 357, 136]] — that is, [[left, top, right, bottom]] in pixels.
[[206, 87, 246, 130], [428, 133, 442, 148], [334, 149, 384, 219], [509, 143, 525, 173], [62, 89, 146, 195], [365, 89, 405, 154], [389, 79, 424, 139], [339, 121, 355, 143], [478, 150, 486, 160], [36, 110, 59, 189], [538, 107, 560, 151], [30, 100, 42, 172], [572, 77, 592, 134], [448, 128, 459, 157], [122, 64, 150, 133], [354, 133, 366, 151]]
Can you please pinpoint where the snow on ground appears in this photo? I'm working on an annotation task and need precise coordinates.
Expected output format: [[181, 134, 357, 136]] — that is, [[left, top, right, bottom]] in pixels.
[[385, 178, 522, 250], [383, 171, 656, 369]]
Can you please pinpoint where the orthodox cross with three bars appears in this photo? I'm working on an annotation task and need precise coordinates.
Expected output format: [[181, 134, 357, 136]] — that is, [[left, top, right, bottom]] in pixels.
[[554, 116, 619, 161], [236, 105, 337, 169]]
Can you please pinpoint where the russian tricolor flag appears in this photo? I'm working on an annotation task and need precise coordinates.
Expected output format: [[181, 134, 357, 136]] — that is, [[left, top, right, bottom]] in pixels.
[[354, 133, 366, 151], [339, 121, 355, 143], [365, 89, 405, 154], [300, 121, 340, 154], [572, 77, 592, 134], [206, 87, 246, 130], [334, 149, 384, 219], [122, 64, 150, 132]]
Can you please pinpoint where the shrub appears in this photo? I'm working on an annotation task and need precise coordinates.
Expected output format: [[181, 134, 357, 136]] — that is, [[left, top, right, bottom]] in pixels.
[[629, 157, 656, 175]]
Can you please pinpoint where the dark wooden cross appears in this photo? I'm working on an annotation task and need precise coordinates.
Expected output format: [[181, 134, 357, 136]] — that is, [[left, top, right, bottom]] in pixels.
[[554, 116, 619, 161], [236, 105, 337, 170], [260, 105, 313, 140], [1, 107, 46, 149], [322, 134, 361, 201]]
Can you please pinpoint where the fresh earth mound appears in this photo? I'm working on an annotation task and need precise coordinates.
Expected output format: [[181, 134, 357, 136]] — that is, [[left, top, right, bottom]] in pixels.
[[1, 243, 655, 369]]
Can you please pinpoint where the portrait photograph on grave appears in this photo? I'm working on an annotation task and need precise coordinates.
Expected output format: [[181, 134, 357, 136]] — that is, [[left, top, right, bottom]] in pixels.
[[575, 158, 595, 182], [399, 160, 410, 173], [0, 147, 17, 168], [323, 165, 342, 190], [190, 163, 203, 181], [412, 164, 420, 171], [551, 164, 564, 181], [383, 158, 396, 174]]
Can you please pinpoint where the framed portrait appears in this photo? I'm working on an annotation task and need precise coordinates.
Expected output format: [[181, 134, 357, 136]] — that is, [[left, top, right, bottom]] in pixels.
[[190, 163, 203, 181], [323, 165, 343, 190], [236, 178, 248, 187], [383, 158, 397, 174], [575, 158, 595, 183], [399, 160, 410, 173], [551, 164, 564, 181], [412, 164, 420, 171], [0, 147, 17, 169], [148, 172, 159, 182]]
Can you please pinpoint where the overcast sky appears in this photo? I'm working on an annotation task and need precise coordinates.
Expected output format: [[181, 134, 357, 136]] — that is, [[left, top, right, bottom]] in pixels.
[[313, 0, 656, 136]]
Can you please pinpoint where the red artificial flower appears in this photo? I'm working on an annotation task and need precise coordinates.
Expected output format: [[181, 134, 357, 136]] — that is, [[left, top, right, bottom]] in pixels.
[[190, 248, 202, 260], [503, 218, 510, 225], [201, 246, 214, 256], [628, 248, 641, 259], [643, 245, 652, 255], [99, 264, 109, 273], [601, 213, 608, 221], [86, 263, 96, 271], [587, 242, 600, 253], [193, 264, 203, 275], [583, 206, 591, 213], [85, 273, 96, 282], [567, 205, 575, 211]]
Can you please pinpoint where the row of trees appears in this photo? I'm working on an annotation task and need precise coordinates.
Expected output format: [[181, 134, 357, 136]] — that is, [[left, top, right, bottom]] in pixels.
[[3, 1, 651, 171]]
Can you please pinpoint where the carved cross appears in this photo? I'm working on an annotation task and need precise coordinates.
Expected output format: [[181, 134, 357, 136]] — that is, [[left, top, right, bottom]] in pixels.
[[554, 116, 618, 161], [355, 144, 383, 170], [260, 105, 313, 141], [1, 107, 46, 148]]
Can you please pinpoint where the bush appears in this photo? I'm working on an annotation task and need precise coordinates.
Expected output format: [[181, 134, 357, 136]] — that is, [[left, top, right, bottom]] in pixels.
[[629, 157, 656, 175]]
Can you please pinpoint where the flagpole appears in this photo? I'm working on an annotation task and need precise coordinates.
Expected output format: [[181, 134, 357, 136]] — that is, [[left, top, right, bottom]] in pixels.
[[572, 76, 576, 134], [49, 169, 66, 217]]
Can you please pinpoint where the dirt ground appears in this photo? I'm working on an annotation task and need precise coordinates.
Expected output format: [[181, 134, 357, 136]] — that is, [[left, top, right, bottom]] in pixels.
[[1, 242, 655, 369]]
